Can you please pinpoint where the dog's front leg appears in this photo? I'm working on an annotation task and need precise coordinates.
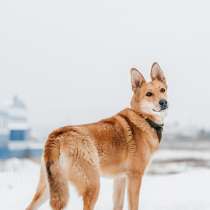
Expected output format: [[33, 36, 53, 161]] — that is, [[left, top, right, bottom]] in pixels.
[[113, 176, 126, 210], [127, 172, 142, 210]]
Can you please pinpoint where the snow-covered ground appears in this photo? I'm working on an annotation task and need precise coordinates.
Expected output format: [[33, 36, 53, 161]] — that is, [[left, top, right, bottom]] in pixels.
[[148, 149, 210, 174], [1, 157, 210, 210]]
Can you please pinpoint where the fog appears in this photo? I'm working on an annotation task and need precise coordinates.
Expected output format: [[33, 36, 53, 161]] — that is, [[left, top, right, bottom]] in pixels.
[[0, 0, 210, 137]]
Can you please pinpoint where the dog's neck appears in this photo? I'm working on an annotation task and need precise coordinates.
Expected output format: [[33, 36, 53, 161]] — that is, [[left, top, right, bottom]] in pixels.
[[145, 118, 163, 142], [128, 108, 164, 142]]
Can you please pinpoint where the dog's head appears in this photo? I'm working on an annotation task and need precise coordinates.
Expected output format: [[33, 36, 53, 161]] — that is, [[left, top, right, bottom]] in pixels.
[[130, 63, 168, 124]]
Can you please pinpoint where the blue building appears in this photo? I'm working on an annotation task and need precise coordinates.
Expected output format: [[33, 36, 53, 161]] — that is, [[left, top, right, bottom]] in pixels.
[[0, 96, 42, 159], [8, 96, 30, 141], [0, 96, 30, 142]]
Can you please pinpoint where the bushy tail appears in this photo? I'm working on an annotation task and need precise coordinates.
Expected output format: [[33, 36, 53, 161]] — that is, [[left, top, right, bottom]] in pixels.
[[44, 130, 69, 210]]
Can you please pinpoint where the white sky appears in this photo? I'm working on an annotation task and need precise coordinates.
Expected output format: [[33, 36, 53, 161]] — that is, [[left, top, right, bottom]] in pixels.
[[0, 0, 210, 136]]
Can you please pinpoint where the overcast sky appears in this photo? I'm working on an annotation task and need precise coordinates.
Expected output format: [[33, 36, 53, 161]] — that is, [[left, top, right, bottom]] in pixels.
[[0, 0, 210, 137]]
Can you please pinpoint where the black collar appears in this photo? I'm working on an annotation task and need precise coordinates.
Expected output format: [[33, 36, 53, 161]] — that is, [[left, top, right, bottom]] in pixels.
[[145, 119, 164, 143]]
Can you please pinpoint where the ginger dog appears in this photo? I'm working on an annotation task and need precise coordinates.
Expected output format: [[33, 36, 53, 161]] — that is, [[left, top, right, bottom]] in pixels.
[[26, 63, 168, 210]]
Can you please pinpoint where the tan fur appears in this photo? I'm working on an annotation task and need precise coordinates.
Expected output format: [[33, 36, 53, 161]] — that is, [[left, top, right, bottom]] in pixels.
[[26, 63, 168, 210]]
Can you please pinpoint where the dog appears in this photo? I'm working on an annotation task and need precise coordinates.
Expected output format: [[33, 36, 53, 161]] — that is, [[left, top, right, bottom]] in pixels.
[[26, 62, 168, 210]]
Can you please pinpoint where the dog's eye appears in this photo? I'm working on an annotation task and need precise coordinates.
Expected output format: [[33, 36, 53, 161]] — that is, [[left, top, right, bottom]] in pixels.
[[146, 92, 153, 97], [160, 88, 166, 93]]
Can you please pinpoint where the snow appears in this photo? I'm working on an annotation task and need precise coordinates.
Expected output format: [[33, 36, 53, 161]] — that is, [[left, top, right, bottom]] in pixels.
[[0, 158, 210, 210], [8, 141, 43, 150], [8, 122, 30, 130], [153, 149, 210, 160]]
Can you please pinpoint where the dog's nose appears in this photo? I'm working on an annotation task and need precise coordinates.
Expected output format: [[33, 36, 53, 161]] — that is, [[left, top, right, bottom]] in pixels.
[[159, 99, 168, 110]]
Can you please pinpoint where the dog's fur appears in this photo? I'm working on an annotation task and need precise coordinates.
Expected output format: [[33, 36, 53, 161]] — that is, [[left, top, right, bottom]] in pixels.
[[26, 63, 168, 210]]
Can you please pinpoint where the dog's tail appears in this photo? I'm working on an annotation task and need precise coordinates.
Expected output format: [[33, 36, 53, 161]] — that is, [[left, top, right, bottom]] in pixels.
[[44, 128, 69, 210]]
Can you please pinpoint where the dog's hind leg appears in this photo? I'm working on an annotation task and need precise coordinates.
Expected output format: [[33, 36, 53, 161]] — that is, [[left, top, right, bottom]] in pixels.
[[113, 176, 126, 210], [83, 182, 100, 210], [70, 159, 100, 210], [83, 172, 100, 210], [26, 162, 49, 210]]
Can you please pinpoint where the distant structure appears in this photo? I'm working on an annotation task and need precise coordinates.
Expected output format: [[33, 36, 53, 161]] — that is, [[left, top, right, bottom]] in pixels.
[[0, 96, 42, 159], [0, 96, 30, 143], [0, 107, 9, 147]]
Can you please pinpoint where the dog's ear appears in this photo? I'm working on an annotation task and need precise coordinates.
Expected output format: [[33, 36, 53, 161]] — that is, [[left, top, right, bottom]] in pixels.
[[130, 68, 145, 91], [151, 62, 167, 85]]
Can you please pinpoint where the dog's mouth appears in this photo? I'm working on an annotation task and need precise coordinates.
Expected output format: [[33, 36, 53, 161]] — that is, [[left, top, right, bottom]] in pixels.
[[152, 107, 168, 112]]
